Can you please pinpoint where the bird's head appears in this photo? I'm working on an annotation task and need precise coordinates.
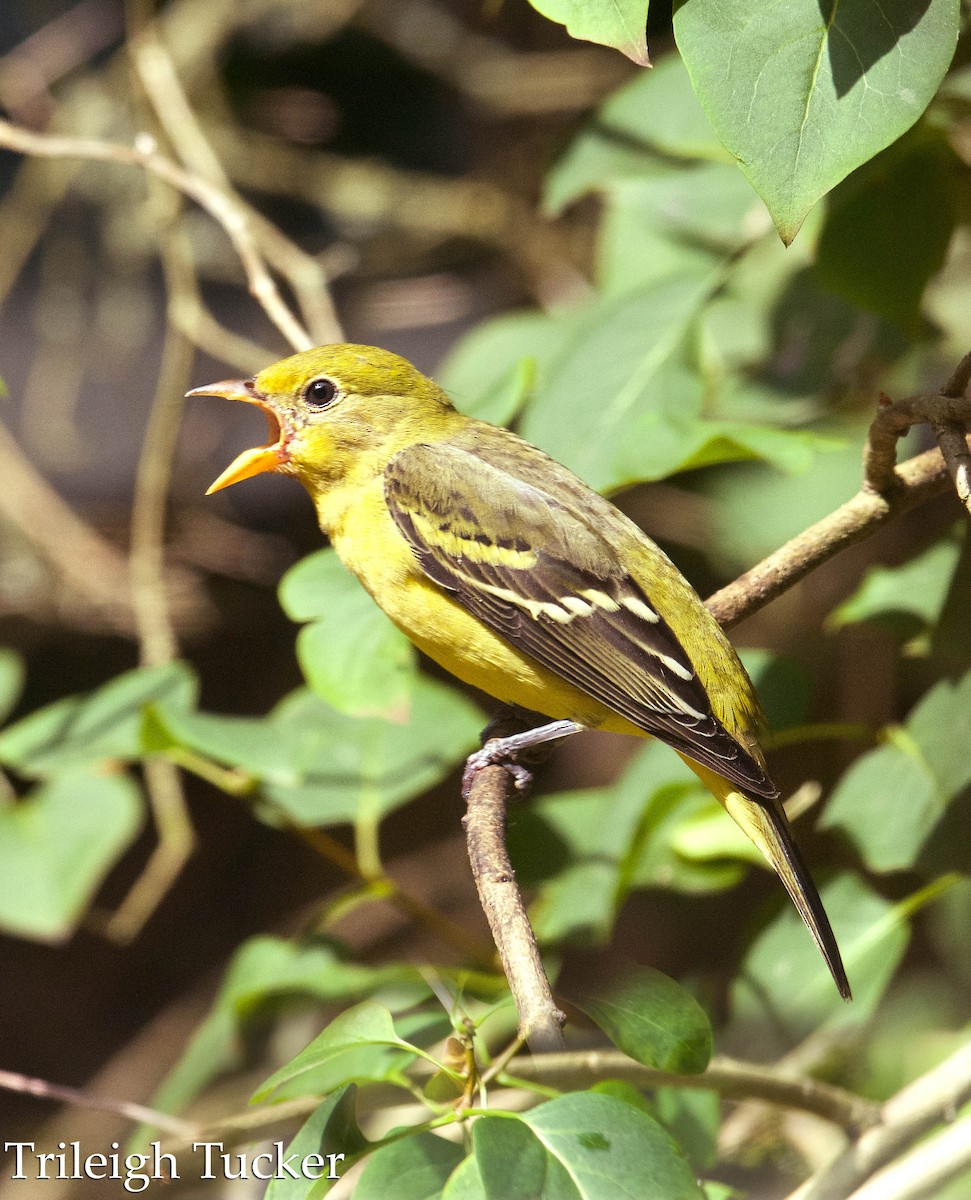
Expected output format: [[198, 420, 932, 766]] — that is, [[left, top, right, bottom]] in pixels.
[[190, 344, 456, 495]]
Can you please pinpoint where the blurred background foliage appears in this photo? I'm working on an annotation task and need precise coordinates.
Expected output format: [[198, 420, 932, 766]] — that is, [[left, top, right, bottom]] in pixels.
[[0, 0, 970, 1196]]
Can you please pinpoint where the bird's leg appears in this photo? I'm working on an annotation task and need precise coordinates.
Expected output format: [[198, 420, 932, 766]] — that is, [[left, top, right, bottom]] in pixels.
[[462, 717, 584, 799]]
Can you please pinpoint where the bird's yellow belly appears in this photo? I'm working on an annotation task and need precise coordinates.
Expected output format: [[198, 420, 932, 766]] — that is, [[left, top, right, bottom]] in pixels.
[[325, 488, 640, 736]]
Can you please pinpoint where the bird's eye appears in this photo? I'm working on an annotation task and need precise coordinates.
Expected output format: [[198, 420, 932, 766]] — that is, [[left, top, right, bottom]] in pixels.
[[304, 377, 338, 407]]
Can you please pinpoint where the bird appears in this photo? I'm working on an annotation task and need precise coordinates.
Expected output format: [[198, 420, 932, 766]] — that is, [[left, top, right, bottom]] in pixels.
[[190, 343, 850, 1000]]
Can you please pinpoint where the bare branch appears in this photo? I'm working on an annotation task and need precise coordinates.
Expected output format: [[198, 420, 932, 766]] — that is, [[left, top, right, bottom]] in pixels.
[[463, 750, 566, 1054], [0, 116, 312, 352], [0, 1068, 194, 1137], [707, 445, 963, 628], [788, 1039, 971, 1200], [508, 1049, 879, 1134]]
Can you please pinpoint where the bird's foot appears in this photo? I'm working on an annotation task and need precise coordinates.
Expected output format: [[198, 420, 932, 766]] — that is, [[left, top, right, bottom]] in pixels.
[[461, 719, 585, 800]]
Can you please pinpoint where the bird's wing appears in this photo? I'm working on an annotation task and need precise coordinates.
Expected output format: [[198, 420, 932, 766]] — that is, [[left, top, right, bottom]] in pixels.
[[384, 441, 775, 798]]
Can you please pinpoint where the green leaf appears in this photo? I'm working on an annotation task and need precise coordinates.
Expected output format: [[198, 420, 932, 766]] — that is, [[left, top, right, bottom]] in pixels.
[[0, 662, 197, 777], [280, 549, 416, 719], [156, 677, 482, 827], [821, 670, 971, 873], [527, 0, 650, 66], [355, 1133, 466, 1200], [618, 743, 748, 894], [437, 312, 572, 426], [148, 938, 428, 1122], [520, 275, 715, 493], [654, 1087, 719, 1171], [546, 54, 728, 216], [253, 1000, 435, 1102], [595, 175, 731, 296], [816, 132, 957, 327], [442, 1156, 489, 1200], [573, 965, 713, 1073], [731, 873, 909, 1034], [674, 0, 960, 242], [0, 769, 141, 941], [828, 527, 964, 639], [0, 648, 25, 724], [469, 1093, 704, 1199], [265, 1086, 368, 1199], [513, 745, 745, 948]]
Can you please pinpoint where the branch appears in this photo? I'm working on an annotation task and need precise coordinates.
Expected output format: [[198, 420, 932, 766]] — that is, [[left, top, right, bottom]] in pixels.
[[706, 444, 963, 629], [787, 1039, 971, 1200], [507, 1049, 878, 1134], [0, 1068, 194, 1137], [462, 720, 567, 1053], [0, 116, 312, 353], [846, 1111, 971, 1200]]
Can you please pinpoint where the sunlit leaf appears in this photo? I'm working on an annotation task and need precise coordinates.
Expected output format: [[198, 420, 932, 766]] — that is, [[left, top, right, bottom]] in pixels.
[[528, 0, 650, 66], [468, 1093, 704, 1198], [731, 873, 909, 1034], [828, 526, 964, 639], [821, 670, 971, 872], [675, 0, 960, 241]]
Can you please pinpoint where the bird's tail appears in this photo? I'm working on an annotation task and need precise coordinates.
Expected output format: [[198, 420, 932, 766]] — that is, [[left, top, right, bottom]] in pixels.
[[682, 758, 851, 1001]]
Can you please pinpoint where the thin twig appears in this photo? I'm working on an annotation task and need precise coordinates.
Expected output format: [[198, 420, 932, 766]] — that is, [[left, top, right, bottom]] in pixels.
[[0, 116, 312, 352], [507, 1049, 879, 1135], [0, 1068, 195, 1137], [787, 1040, 971, 1200], [0, 419, 133, 632], [131, 27, 343, 345], [845, 1111, 971, 1200], [103, 191, 198, 943], [706, 444, 963, 629], [864, 350, 969, 501]]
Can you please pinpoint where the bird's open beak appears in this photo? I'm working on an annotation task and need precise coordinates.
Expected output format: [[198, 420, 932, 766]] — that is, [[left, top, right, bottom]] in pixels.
[[187, 379, 291, 494]]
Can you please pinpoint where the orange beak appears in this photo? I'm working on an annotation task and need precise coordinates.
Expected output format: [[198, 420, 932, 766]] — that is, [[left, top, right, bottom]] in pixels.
[[187, 379, 291, 494]]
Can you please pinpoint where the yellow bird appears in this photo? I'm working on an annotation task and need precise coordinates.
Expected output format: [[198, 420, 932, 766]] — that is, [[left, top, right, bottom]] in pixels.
[[191, 344, 850, 999]]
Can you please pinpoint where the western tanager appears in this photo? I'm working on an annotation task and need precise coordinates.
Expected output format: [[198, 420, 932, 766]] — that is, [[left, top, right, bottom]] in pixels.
[[192, 343, 850, 999]]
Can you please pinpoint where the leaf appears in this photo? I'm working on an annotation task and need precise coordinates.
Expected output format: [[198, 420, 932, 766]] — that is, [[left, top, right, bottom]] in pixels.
[[0, 648, 25, 725], [437, 311, 573, 426], [265, 1086, 368, 1200], [816, 132, 958, 328], [513, 742, 750, 953], [731, 873, 909, 1034], [252, 1000, 436, 1102], [0, 662, 197, 777], [519, 275, 715, 492], [653, 1087, 719, 1171], [355, 1133, 466, 1200], [827, 526, 964, 639], [280, 549, 416, 720], [573, 965, 713, 1073], [527, 0, 650, 67], [155, 677, 482, 827], [148, 938, 429, 1123], [469, 1093, 704, 1198], [821, 670, 971, 873], [674, 0, 961, 242], [545, 54, 730, 215], [0, 769, 141, 941]]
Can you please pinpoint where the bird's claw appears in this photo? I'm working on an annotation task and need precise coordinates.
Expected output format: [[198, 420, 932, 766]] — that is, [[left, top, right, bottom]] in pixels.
[[462, 742, 534, 800]]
